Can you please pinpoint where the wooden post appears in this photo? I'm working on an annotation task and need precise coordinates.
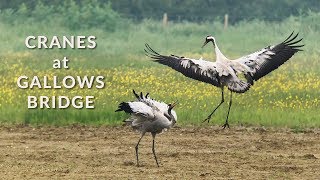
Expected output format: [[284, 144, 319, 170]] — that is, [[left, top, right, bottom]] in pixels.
[[224, 14, 228, 30], [163, 13, 168, 27]]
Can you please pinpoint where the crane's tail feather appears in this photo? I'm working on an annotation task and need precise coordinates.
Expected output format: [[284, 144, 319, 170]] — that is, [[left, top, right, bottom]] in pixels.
[[227, 80, 251, 93], [123, 118, 142, 130], [123, 118, 134, 126]]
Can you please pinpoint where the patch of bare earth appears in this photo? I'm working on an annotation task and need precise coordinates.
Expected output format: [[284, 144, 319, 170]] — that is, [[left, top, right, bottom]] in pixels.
[[0, 125, 319, 179]]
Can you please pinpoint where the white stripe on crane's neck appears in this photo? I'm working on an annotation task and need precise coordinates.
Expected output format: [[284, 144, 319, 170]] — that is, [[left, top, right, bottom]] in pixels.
[[214, 41, 229, 62]]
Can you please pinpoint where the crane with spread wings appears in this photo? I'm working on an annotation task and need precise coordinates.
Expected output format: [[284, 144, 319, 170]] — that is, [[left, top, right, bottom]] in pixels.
[[145, 32, 303, 128]]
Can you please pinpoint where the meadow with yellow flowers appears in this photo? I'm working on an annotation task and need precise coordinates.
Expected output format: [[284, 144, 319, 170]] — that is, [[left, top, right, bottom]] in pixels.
[[0, 14, 319, 128]]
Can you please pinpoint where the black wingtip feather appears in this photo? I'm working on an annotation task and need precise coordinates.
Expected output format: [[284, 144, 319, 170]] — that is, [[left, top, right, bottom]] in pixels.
[[145, 44, 160, 56], [132, 89, 139, 99], [286, 32, 299, 43], [252, 32, 304, 81], [283, 31, 294, 43], [115, 102, 133, 113], [286, 38, 303, 46], [144, 44, 167, 61]]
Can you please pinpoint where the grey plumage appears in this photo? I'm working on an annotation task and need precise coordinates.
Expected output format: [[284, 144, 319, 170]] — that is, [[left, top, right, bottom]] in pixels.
[[145, 32, 303, 128], [116, 90, 177, 167]]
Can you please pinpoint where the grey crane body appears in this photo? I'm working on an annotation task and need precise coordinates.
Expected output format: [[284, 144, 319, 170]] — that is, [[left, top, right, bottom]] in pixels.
[[115, 90, 177, 167], [145, 32, 303, 128]]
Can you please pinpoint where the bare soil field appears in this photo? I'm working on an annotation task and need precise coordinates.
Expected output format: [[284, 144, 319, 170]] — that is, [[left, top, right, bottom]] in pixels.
[[0, 125, 319, 179]]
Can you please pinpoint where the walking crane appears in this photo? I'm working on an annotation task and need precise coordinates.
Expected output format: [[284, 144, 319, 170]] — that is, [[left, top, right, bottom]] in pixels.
[[116, 90, 177, 167]]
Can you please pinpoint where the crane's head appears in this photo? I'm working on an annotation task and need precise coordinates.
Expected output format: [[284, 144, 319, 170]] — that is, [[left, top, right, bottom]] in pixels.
[[167, 101, 178, 123], [202, 35, 215, 48], [168, 101, 177, 111]]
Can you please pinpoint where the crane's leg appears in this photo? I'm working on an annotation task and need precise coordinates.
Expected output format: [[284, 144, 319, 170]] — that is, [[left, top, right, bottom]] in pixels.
[[135, 132, 145, 167], [222, 91, 232, 129], [203, 87, 225, 123], [151, 132, 160, 167]]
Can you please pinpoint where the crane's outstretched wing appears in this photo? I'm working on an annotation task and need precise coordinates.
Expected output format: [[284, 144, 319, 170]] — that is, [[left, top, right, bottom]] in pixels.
[[235, 32, 304, 81], [145, 44, 220, 87]]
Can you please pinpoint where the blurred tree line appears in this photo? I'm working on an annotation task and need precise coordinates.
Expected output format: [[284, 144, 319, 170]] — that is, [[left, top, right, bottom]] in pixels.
[[0, 0, 125, 31], [110, 0, 320, 23], [0, 0, 319, 31]]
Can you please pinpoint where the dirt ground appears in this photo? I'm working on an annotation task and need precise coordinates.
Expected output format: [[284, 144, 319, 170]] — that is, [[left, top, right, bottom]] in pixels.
[[0, 125, 319, 179]]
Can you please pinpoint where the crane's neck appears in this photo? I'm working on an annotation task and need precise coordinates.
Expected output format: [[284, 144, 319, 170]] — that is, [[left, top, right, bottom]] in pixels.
[[168, 110, 176, 126], [213, 41, 228, 62]]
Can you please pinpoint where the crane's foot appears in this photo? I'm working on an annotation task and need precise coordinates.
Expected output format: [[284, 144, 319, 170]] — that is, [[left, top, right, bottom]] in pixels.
[[202, 115, 212, 123], [222, 122, 230, 129]]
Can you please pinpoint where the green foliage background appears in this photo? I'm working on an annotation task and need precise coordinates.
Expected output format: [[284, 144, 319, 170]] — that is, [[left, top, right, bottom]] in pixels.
[[0, 1, 319, 128], [1, 0, 320, 23]]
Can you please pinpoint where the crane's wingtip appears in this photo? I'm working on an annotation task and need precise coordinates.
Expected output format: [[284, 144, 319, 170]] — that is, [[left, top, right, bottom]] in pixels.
[[144, 44, 162, 58], [283, 31, 302, 44], [145, 43, 152, 49], [132, 89, 140, 99]]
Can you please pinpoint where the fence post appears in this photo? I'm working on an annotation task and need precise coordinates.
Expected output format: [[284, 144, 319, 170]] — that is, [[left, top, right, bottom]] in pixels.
[[163, 13, 168, 27], [224, 14, 228, 30]]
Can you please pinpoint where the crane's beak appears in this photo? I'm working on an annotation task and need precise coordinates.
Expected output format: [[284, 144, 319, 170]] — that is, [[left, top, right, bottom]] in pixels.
[[202, 40, 209, 48], [171, 101, 178, 108], [172, 101, 179, 108], [168, 101, 178, 111], [202, 39, 215, 48]]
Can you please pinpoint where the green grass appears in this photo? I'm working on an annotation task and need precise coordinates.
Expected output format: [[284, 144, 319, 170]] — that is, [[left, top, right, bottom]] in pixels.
[[0, 13, 319, 128]]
